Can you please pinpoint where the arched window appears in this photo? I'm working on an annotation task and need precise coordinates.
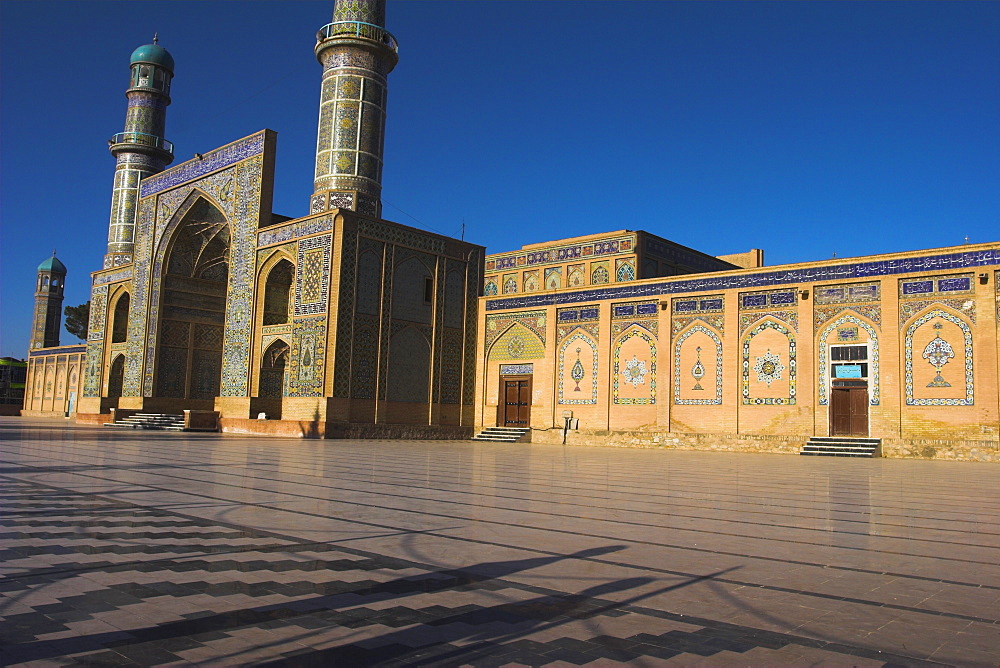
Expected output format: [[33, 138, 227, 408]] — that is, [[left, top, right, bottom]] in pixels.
[[262, 259, 294, 325], [503, 279, 517, 294], [484, 281, 498, 296], [616, 262, 635, 282], [592, 266, 609, 284]]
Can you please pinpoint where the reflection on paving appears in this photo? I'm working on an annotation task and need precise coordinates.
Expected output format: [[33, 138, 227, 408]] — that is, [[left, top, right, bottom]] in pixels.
[[0, 418, 997, 666]]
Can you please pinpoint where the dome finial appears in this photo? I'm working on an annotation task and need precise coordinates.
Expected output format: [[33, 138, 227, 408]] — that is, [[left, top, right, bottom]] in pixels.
[[153, 32, 159, 45]]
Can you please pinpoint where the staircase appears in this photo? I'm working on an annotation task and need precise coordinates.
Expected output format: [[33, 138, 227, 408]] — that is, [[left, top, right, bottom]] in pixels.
[[472, 427, 530, 443], [800, 437, 880, 457], [104, 413, 186, 431]]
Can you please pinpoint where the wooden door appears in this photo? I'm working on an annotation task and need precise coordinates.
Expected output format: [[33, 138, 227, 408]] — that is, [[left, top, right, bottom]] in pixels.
[[831, 387, 868, 436], [500, 376, 531, 427]]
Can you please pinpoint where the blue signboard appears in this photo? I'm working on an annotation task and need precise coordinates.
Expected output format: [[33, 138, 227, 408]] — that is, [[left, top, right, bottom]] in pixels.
[[834, 364, 863, 379]]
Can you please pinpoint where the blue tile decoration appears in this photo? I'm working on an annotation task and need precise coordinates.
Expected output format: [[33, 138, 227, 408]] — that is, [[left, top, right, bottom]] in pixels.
[[558, 310, 579, 321], [612, 300, 656, 319], [613, 327, 656, 405], [769, 291, 795, 305], [140, 132, 266, 198], [295, 235, 332, 316], [485, 248, 999, 312], [580, 307, 599, 320], [636, 302, 658, 316], [904, 310, 974, 405], [902, 280, 934, 295], [558, 332, 598, 405], [700, 298, 724, 311], [258, 215, 334, 247], [82, 284, 110, 397], [818, 315, 880, 406], [93, 268, 133, 286], [613, 304, 635, 318], [29, 345, 87, 358], [937, 277, 971, 292], [486, 234, 635, 272], [742, 294, 767, 308], [500, 363, 533, 375], [674, 300, 698, 312]]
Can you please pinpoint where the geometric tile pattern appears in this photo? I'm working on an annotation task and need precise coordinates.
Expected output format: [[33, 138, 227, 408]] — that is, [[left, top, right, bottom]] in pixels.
[[741, 320, 796, 405], [82, 285, 109, 398], [817, 313, 880, 406], [288, 316, 326, 397], [898, 298, 975, 329], [485, 311, 546, 352], [295, 235, 332, 316], [613, 326, 656, 405], [814, 281, 880, 304], [814, 303, 881, 329], [557, 332, 598, 405], [904, 309, 974, 406], [487, 233, 634, 271], [899, 273, 975, 297], [486, 247, 1000, 312]]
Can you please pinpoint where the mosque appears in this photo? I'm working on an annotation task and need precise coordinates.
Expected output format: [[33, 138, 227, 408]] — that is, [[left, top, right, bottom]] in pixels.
[[21, 1, 1000, 460]]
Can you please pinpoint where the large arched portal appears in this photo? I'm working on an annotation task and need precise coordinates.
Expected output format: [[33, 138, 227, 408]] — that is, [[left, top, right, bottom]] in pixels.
[[154, 198, 229, 401]]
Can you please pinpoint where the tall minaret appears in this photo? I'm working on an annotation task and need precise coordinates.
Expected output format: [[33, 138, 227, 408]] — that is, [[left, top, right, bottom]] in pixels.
[[311, 0, 398, 218], [30, 253, 67, 350], [104, 37, 175, 267]]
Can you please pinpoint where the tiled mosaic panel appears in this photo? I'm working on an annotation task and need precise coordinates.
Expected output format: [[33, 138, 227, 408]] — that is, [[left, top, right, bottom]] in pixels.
[[295, 235, 332, 317], [612, 300, 658, 319], [287, 316, 327, 397], [356, 245, 384, 316], [558, 332, 598, 405], [391, 254, 434, 324], [671, 295, 724, 337], [742, 320, 796, 406], [899, 273, 975, 297], [674, 325, 723, 405], [815, 303, 881, 329], [82, 285, 109, 397], [443, 266, 465, 329], [817, 314, 880, 406], [544, 267, 562, 290], [462, 250, 480, 405], [94, 268, 133, 286], [486, 248, 999, 312], [487, 323, 546, 362], [904, 310, 974, 406], [258, 215, 333, 248], [899, 298, 976, 329], [613, 326, 656, 405], [591, 261, 610, 284], [616, 259, 635, 282], [125, 133, 268, 398], [335, 228, 359, 399], [485, 310, 546, 352], [349, 315, 378, 399], [741, 309, 797, 334], [439, 328, 464, 404], [814, 282, 880, 304], [487, 233, 634, 272]]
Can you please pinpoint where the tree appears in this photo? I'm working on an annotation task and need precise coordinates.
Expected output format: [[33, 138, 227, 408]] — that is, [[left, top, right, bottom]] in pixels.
[[64, 301, 90, 341]]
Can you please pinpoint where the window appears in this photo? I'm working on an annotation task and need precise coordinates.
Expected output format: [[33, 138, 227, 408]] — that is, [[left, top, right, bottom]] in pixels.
[[423, 277, 434, 304]]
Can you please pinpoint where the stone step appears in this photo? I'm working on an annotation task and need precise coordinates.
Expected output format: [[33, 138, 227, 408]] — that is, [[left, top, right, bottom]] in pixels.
[[472, 427, 530, 443], [800, 437, 880, 457], [104, 412, 187, 431]]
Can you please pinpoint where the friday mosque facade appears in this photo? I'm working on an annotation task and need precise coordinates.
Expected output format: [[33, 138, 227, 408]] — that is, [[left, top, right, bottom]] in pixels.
[[22, 1, 1000, 459]]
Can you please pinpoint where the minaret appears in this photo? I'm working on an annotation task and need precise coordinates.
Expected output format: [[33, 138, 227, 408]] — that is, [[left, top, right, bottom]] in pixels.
[[311, 0, 398, 218], [30, 252, 67, 349], [104, 37, 175, 267]]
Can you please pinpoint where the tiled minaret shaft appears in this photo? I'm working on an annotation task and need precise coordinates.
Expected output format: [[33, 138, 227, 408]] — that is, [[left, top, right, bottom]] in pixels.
[[104, 40, 175, 267], [312, 0, 398, 218]]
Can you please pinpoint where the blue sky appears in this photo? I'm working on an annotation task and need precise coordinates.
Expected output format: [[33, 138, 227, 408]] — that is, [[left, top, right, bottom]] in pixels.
[[1, 1, 998, 358]]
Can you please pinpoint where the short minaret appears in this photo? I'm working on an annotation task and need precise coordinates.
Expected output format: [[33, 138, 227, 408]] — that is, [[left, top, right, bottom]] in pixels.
[[104, 37, 175, 267], [311, 0, 398, 218], [30, 252, 67, 350]]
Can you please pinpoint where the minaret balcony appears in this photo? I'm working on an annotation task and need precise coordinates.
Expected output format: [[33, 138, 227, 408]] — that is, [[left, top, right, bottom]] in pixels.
[[316, 21, 398, 53], [108, 131, 174, 155]]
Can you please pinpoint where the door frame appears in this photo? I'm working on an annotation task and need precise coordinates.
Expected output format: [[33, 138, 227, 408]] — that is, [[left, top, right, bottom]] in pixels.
[[829, 382, 869, 437], [497, 374, 532, 427]]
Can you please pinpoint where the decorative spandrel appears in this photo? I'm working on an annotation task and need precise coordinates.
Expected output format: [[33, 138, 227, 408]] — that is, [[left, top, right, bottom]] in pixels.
[[923, 322, 955, 387]]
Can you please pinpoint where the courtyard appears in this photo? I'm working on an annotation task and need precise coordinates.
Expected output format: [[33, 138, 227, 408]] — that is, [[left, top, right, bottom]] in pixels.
[[0, 417, 997, 666]]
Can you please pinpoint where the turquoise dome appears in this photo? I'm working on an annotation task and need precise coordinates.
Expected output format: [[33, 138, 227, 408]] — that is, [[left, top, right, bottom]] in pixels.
[[130, 43, 174, 72], [38, 255, 67, 273]]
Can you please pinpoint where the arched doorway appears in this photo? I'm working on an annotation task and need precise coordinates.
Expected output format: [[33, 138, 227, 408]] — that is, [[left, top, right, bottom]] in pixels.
[[154, 198, 229, 402], [259, 339, 289, 398], [107, 355, 125, 398]]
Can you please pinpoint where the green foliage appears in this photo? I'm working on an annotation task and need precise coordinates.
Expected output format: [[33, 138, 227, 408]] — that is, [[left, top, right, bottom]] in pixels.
[[64, 301, 90, 341]]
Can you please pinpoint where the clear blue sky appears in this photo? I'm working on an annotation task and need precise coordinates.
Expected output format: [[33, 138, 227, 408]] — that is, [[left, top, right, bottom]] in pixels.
[[1, 1, 998, 358]]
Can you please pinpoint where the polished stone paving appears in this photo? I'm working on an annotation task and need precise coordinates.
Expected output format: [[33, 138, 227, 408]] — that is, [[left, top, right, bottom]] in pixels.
[[0, 417, 998, 667]]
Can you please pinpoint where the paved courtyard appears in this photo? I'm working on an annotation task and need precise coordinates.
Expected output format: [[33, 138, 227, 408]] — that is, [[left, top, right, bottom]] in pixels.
[[0, 417, 997, 667]]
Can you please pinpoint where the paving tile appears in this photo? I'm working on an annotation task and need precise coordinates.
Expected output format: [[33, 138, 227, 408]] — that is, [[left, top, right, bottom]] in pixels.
[[1, 420, 998, 666]]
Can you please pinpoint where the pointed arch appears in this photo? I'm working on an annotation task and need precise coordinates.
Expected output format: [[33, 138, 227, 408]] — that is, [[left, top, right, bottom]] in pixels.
[[153, 195, 229, 400], [259, 338, 290, 397], [487, 322, 546, 361], [107, 354, 125, 398], [558, 331, 598, 404], [108, 287, 131, 344], [903, 307, 974, 406], [613, 324, 657, 405], [674, 323, 723, 405], [818, 313, 880, 406]]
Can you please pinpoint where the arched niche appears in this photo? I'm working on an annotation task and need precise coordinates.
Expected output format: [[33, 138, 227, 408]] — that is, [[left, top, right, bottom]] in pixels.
[[111, 291, 130, 344], [154, 197, 229, 400], [259, 339, 290, 397], [262, 258, 294, 325]]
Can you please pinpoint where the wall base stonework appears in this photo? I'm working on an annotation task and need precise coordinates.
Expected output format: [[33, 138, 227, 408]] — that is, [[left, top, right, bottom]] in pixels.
[[221, 418, 473, 440], [880, 438, 1000, 463], [526, 428, 1000, 462]]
